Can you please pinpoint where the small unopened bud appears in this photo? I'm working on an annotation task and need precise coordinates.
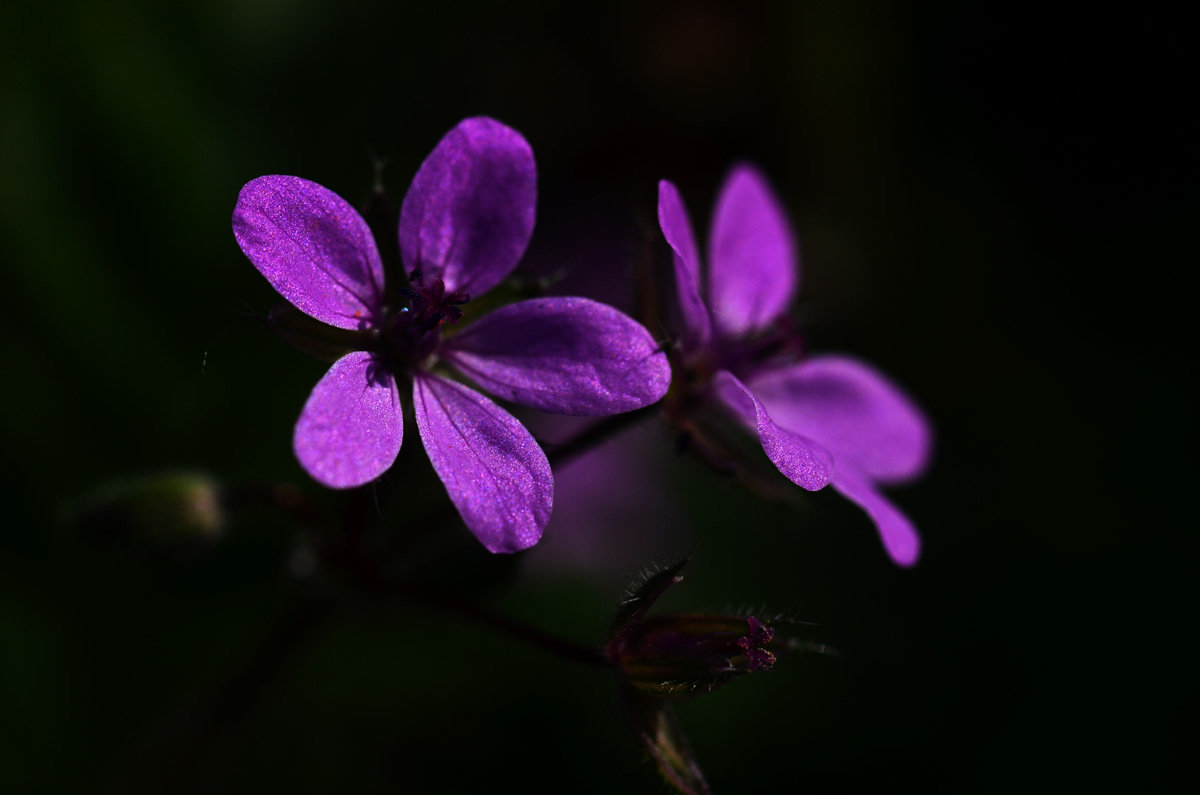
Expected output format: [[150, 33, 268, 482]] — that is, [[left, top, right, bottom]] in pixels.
[[606, 559, 781, 699], [610, 613, 779, 699], [66, 472, 225, 548], [610, 560, 829, 793]]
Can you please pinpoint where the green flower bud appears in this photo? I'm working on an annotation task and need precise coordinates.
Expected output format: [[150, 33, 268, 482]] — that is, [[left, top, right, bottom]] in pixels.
[[66, 472, 224, 547]]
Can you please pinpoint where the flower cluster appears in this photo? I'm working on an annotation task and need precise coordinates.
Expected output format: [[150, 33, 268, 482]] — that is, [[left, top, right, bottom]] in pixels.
[[233, 117, 930, 565], [229, 116, 934, 795]]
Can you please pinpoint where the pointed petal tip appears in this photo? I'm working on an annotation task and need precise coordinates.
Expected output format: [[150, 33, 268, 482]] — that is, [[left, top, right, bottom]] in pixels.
[[831, 468, 922, 568], [880, 517, 921, 567], [482, 524, 546, 555], [724, 160, 768, 184], [889, 534, 922, 567]]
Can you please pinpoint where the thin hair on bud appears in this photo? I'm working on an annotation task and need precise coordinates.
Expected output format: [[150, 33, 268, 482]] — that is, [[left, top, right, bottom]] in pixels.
[[784, 638, 841, 658]]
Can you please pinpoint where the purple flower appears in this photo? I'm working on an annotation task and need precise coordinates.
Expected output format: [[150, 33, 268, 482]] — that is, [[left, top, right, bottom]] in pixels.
[[232, 117, 671, 554], [658, 165, 931, 565]]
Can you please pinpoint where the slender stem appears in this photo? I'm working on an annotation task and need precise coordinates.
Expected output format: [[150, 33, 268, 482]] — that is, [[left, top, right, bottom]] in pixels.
[[397, 583, 611, 667], [352, 565, 610, 667], [310, 491, 610, 668], [111, 457, 613, 792], [106, 594, 330, 794]]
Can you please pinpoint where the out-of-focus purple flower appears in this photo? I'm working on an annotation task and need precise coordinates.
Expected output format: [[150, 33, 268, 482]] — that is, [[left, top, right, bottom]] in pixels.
[[232, 117, 671, 554], [658, 166, 931, 565], [520, 416, 684, 580]]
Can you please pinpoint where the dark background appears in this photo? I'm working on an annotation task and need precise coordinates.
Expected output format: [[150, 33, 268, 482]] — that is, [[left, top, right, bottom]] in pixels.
[[1, 1, 1192, 792]]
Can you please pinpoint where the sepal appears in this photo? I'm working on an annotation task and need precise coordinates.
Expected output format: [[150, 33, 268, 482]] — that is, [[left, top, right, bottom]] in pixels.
[[621, 687, 713, 795], [608, 557, 688, 644], [266, 303, 372, 363], [611, 613, 779, 699]]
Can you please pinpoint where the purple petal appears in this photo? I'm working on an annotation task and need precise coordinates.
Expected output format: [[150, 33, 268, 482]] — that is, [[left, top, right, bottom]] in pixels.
[[233, 175, 384, 330], [442, 297, 671, 416], [747, 356, 931, 484], [713, 370, 831, 491], [293, 351, 402, 488], [399, 117, 537, 297], [831, 465, 921, 567], [413, 374, 552, 553], [707, 164, 797, 337], [657, 180, 712, 348]]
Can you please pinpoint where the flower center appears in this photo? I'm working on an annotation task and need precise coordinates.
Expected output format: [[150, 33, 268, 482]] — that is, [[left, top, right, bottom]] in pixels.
[[401, 269, 473, 332], [373, 269, 472, 372], [709, 319, 806, 383]]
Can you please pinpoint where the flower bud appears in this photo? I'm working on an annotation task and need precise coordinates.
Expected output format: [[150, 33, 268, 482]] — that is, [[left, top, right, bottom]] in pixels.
[[610, 613, 778, 699], [608, 560, 832, 793], [606, 559, 780, 699], [66, 472, 224, 548]]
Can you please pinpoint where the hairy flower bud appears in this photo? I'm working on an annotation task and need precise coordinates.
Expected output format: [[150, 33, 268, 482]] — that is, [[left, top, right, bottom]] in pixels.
[[607, 560, 804, 794], [611, 613, 778, 699], [606, 559, 780, 699]]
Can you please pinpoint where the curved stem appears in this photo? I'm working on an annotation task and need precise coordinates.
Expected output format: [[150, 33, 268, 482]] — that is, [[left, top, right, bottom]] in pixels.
[[384, 582, 611, 668]]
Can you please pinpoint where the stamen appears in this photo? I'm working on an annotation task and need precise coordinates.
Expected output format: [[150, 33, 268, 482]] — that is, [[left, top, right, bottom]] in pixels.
[[737, 616, 777, 672], [429, 277, 446, 302]]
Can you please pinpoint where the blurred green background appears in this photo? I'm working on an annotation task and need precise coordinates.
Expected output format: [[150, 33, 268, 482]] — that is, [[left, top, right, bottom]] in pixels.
[[1, 1, 1191, 792]]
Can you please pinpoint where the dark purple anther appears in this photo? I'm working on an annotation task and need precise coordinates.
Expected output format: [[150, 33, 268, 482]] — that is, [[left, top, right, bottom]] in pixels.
[[403, 270, 474, 332], [737, 616, 777, 672]]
